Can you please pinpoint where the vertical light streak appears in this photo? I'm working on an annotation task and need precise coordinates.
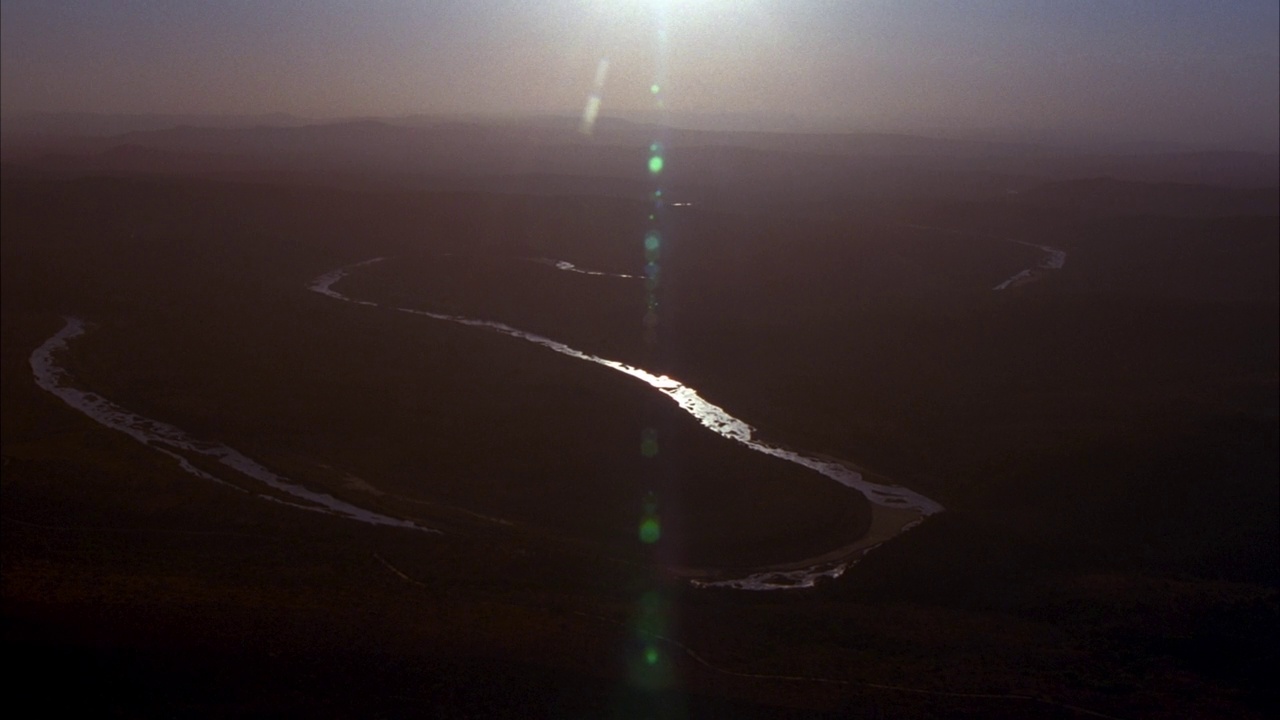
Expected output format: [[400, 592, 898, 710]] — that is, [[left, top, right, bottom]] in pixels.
[[579, 57, 609, 135], [629, 1, 678, 699]]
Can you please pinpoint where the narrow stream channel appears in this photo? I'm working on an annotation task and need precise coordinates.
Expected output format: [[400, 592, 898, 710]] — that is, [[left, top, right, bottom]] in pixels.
[[26, 256, 946, 590], [30, 317, 435, 533], [310, 258, 943, 588]]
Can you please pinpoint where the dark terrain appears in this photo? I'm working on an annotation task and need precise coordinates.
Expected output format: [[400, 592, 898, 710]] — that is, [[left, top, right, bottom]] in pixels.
[[2, 117, 1277, 718]]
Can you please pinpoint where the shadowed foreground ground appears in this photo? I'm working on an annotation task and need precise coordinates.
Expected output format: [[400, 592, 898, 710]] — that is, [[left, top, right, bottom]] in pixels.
[[3, 173, 1276, 718]]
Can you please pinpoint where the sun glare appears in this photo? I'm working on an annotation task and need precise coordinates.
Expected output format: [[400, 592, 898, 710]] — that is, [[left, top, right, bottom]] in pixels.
[[586, 0, 763, 27]]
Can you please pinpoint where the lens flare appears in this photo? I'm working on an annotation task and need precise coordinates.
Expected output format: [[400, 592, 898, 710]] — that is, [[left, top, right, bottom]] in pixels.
[[578, 58, 610, 135], [639, 516, 661, 544], [644, 645, 660, 665]]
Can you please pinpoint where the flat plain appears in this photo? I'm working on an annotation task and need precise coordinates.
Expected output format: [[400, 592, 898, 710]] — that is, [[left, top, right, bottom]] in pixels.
[[3, 123, 1277, 718]]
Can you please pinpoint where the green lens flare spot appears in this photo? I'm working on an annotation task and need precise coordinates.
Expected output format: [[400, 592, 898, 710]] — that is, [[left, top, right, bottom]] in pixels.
[[648, 155, 664, 174], [644, 232, 660, 251], [645, 645, 660, 665], [650, 84, 661, 95], [639, 517, 661, 544]]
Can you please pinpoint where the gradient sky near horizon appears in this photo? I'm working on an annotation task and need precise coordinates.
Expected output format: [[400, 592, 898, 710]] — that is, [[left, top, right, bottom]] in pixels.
[[2, 0, 1277, 149]]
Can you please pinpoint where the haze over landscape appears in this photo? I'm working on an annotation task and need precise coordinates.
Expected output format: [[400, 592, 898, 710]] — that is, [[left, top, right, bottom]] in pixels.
[[4, 0, 1279, 149], [2, 2, 1277, 718]]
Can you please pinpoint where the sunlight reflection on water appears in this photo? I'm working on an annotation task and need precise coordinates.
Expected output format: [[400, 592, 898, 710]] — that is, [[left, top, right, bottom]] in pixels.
[[311, 259, 944, 588]]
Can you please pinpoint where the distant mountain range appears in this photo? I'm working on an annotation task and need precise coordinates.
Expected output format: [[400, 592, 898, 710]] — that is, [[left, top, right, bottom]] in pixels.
[[2, 114, 1276, 207], [0, 111, 310, 138]]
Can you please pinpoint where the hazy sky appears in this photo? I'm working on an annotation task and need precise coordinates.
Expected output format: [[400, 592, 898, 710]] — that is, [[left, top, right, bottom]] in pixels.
[[2, 0, 1277, 149]]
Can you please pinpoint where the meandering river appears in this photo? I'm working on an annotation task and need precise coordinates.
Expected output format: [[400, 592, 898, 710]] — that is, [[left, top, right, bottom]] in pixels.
[[29, 255, 945, 590], [310, 257, 943, 588], [899, 223, 1067, 290], [30, 317, 434, 533]]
